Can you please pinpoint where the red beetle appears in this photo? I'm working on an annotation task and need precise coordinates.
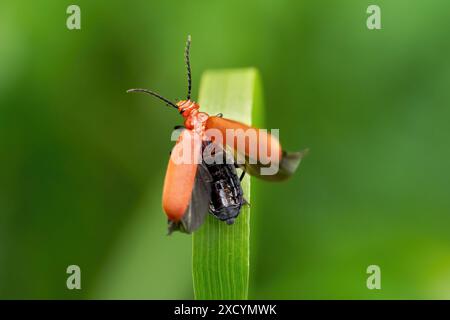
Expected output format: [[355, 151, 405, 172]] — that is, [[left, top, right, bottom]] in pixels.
[[128, 36, 306, 233]]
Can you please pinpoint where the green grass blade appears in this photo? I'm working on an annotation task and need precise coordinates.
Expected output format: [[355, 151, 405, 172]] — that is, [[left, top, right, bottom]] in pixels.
[[192, 68, 264, 300]]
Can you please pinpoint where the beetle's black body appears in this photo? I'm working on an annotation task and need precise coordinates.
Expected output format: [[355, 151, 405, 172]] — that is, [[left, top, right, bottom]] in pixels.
[[200, 141, 246, 225], [205, 160, 244, 224]]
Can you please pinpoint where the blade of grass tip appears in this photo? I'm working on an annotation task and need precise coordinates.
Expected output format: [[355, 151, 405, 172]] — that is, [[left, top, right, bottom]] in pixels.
[[192, 68, 264, 300]]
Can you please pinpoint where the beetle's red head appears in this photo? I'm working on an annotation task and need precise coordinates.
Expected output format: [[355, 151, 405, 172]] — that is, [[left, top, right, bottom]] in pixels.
[[177, 100, 200, 118]]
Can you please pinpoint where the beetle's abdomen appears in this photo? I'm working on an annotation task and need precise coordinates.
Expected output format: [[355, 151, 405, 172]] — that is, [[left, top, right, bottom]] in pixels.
[[206, 162, 244, 224]]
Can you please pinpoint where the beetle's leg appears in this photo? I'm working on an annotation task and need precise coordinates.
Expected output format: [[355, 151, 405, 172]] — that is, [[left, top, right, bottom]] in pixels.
[[239, 168, 246, 181], [233, 163, 246, 181]]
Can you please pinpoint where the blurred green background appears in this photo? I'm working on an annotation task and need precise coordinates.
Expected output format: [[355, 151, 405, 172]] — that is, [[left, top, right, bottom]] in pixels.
[[1, 0, 450, 299]]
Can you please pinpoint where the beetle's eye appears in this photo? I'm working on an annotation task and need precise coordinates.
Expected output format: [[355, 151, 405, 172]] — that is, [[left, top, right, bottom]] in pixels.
[[180, 108, 185, 114]]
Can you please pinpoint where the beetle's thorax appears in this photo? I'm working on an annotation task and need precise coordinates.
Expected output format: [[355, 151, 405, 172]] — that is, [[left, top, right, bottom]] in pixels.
[[177, 99, 209, 133]]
